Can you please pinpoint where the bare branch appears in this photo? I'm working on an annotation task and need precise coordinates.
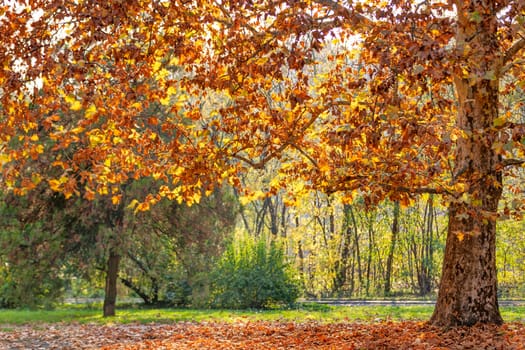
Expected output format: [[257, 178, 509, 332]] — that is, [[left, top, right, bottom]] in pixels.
[[500, 158, 525, 168], [290, 143, 319, 168]]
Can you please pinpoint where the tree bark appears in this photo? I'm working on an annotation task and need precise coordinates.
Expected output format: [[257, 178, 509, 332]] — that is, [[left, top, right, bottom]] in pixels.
[[332, 204, 353, 294], [103, 249, 120, 317], [365, 212, 374, 296], [384, 201, 399, 295], [349, 206, 362, 295], [431, 0, 503, 326], [418, 196, 435, 296]]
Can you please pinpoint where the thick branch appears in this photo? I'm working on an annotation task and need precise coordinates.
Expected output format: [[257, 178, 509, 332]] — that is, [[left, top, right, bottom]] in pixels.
[[500, 158, 525, 168], [127, 252, 150, 274], [119, 276, 152, 304], [502, 36, 525, 66], [501, 59, 525, 74]]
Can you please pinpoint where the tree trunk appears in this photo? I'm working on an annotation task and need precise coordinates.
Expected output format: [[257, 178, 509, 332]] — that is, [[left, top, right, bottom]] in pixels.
[[349, 206, 362, 295], [365, 213, 374, 296], [332, 204, 353, 294], [384, 201, 399, 295], [431, 199, 502, 326], [418, 196, 435, 296], [103, 249, 120, 317], [431, 0, 503, 326]]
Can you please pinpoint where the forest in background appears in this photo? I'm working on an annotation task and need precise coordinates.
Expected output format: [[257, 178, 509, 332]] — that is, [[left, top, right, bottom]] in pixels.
[[2, 165, 525, 310]]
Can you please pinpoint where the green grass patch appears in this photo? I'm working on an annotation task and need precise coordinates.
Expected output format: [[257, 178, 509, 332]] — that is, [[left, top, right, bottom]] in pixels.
[[0, 303, 523, 325]]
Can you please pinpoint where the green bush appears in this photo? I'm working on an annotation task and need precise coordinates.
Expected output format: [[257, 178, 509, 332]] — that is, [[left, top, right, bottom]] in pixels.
[[211, 235, 300, 309], [0, 222, 65, 309], [0, 262, 64, 309]]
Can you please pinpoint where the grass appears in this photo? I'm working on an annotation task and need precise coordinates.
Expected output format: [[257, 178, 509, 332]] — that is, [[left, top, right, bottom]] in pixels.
[[0, 303, 524, 325]]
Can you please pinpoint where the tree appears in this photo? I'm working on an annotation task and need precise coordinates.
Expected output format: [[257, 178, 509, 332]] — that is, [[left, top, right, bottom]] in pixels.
[[3, 0, 525, 327], [133, 184, 238, 306], [0, 182, 103, 308], [384, 201, 400, 296]]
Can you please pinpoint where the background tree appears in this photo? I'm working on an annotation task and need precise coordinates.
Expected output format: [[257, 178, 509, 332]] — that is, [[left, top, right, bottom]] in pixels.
[[132, 184, 238, 306]]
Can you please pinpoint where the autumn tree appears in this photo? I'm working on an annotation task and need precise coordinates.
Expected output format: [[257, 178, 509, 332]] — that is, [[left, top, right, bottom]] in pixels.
[[202, 0, 525, 326], [3, 0, 525, 327]]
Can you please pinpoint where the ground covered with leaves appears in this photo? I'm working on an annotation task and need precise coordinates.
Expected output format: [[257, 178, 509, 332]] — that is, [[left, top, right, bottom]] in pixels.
[[1, 321, 524, 349]]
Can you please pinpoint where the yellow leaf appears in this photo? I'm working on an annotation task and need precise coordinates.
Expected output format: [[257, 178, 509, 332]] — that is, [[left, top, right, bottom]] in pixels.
[[160, 95, 171, 106], [112, 195, 121, 205], [175, 94, 188, 108], [168, 166, 184, 177], [167, 86, 177, 96], [49, 176, 68, 191], [157, 68, 170, 79], [127, 199, 139, 209], [48, 179, 61, 192], [98, 185, 109, 195], [135, 202, 150, 213], [239, 195, 251, 205], [30, 134, 39, 141], [152, 60, 162, 72], [85, 104, 97, 119], [89, 134, 103, 146], [71, 126, 85, 134], [112, 136, 123, 144], [192, 191, 201, 204], [239, 190, 265, 205], [65, 95, 82, 111]]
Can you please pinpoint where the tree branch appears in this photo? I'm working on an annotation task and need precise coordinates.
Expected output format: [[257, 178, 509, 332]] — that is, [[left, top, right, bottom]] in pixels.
[[500, 158, 525, 168], [313, 0, 371, 28], [119, 276, 152, 304], [501, 59, 525, 74], [503, 36, 525, 66]]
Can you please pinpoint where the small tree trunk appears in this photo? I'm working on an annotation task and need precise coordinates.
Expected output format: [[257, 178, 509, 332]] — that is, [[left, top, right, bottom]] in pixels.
[[332, 204, 353, 294], [103, 249, 120, 317], [418, 196, 435, 296], [365, 212, 375, 296], [350, 207, 363, 294], [384, 201, 399, 295]]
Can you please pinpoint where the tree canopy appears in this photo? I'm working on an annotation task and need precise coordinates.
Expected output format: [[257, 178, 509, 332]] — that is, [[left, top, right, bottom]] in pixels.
[[2, 0, 525, 327]]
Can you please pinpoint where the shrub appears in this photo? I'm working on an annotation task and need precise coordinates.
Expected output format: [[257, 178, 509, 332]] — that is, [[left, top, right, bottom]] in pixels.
[[211, 235, 300, 309]]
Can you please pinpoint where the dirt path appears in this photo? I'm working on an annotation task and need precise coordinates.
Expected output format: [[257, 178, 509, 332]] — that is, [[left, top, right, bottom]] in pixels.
[[308, 299, 525, 306]]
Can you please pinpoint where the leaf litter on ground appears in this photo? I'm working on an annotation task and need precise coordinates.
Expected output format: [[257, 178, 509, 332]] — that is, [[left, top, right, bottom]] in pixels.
[[0, 321, 524, 349]]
